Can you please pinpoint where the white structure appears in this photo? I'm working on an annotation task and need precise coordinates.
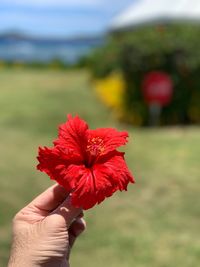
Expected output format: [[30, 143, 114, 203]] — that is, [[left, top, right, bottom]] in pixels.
[[110, 0, 200, 31]]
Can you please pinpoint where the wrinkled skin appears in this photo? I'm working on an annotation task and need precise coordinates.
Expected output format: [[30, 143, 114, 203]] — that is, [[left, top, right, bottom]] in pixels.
[[8, 184, 86, 267]]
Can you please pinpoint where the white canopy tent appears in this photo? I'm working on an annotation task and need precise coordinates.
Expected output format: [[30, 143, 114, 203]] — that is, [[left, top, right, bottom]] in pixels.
[[110, 0, 200, 31]]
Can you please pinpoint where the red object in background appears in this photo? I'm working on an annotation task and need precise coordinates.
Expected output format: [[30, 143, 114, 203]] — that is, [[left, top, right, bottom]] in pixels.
[[142, 71, 173, 106]]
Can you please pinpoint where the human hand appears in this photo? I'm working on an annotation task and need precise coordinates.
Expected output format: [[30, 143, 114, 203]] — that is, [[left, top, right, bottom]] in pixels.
[[8, 184, 86, 267]]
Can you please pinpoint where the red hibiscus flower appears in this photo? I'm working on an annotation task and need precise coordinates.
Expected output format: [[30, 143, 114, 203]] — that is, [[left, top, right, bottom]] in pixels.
[[37, 115, 134, 210]]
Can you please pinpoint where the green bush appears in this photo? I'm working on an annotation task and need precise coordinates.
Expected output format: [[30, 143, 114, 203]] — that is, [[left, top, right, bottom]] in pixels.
[[86, 38, 121, 78], [89, 24, 200, 126]]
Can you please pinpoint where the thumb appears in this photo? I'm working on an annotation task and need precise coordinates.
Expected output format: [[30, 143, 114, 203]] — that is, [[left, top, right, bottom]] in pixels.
[[53, 194, 82, 228]]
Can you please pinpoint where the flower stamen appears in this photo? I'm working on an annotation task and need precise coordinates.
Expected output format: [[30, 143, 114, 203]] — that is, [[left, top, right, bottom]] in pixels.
[[86, 137, 105, 157]]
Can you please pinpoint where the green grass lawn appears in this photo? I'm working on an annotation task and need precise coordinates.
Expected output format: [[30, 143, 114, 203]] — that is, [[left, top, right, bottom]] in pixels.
[[0, 69, 199, 267]]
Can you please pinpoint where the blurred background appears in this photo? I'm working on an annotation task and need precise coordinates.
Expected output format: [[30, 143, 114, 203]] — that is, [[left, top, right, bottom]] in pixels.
[[0, 0, 199, 266]]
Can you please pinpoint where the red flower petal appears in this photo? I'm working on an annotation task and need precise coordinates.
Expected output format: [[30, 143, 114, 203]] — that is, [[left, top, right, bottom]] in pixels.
[[97, 152, 135, 191], [87, 128, 128, 157], [37, 146, 83, 191], [71, 152, 134, 210], [71, 169, 115, 210], [37, 146, 68, 188], [54, 115, 88, 160]]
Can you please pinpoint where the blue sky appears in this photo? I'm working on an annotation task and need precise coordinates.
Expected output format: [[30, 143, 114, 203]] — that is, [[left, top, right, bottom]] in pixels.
[[0, 0, 136, 37]]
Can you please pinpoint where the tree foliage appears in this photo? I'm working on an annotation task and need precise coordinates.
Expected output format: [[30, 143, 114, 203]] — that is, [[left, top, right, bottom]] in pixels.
[[89, 24, 200, 125]]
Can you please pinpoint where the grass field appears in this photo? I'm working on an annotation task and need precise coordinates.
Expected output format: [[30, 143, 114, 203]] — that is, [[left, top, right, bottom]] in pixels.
[[0, 69, 199, 267]]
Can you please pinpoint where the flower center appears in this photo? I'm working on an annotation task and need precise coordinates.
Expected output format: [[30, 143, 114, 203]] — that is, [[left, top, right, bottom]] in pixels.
[[87, 137, 104, 156]]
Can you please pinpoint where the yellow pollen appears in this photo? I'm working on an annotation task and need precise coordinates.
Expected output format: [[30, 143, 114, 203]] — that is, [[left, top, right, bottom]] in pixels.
[[87, 137, 104, 155]]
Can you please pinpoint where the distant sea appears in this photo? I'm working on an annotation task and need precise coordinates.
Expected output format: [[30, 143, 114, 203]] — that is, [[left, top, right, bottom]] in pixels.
[[0, 34, 104, 64]]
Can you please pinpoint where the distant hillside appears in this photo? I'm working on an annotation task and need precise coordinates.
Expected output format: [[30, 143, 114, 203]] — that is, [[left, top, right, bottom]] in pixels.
[[0, 32, 105, 46], [0, 32, 105, 63]]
